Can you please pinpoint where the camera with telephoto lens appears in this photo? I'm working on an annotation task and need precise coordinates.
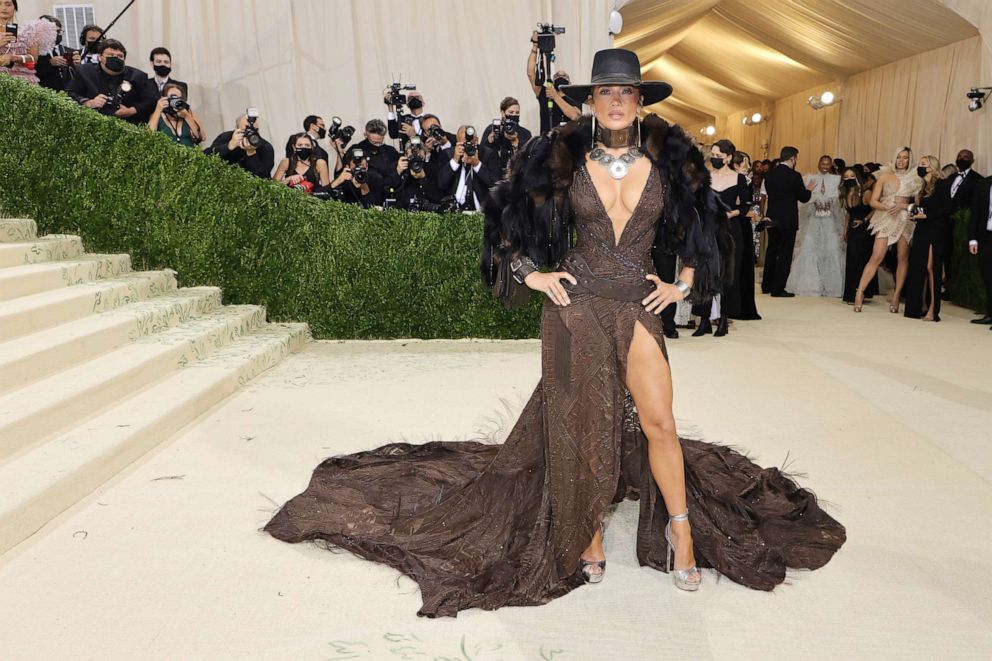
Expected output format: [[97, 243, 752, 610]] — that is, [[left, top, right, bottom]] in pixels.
[[427, 124, 447, 144], [166, 96, 189, 114], [463, 126, 478, 157], [536, 23, 565, 54], [502, 117, 518, 135], [243, 108, 263, 148], [407, 137, 425, 174], [350, 148, 369, 184], [409, 196, 455, 214], [328, 116, 356, 147]]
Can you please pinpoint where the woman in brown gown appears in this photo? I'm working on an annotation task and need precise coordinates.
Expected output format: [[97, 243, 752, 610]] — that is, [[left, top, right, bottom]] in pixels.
[[265, 49, 846, 618]]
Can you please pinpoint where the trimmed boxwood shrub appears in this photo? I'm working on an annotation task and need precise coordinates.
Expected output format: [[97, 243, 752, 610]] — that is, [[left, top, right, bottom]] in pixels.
[[0, 75, 541, 338]]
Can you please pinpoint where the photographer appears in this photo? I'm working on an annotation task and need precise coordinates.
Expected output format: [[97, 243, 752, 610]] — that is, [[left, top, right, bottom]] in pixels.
[[437, 125, 499, 212], [274, 133, 330, 194], [393, 136, 444, 211], [346, 119, 400, 186], [67, 39, 156, 125], [329, 146, 385, 208], [204, 113, 275, 179], [384, 85, 426, 145], [147, 83, 203, 148], [481, 96, 532, 177], [36, 15, 80, 92], [527, 30, 580, 133]]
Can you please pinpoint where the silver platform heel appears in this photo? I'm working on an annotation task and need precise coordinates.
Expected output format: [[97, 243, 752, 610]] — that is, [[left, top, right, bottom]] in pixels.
[[578, 522, 606, 584], [664, 511, 701, 591]]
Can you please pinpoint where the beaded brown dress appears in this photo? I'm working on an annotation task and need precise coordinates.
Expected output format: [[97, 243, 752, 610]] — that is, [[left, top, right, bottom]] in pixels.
[[264, 154, 847, 618]]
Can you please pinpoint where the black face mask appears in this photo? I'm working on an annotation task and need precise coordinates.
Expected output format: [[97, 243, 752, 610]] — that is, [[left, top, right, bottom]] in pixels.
[[408, 97, 423, 111], [153, 64, 172, 78], [553, 77, 569, 89], [505, 114, 520, 121], [316, 128, 326, 140], [842, 178, 858, 188], [955, 158, 972, 172], [295, 148, 313, 160], [104, 56, 125, 74], [710, 157, 725, 170], [916, 166, 928, 178]]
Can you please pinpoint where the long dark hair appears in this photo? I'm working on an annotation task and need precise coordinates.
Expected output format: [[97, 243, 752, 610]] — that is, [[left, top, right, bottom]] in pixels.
[[840, 167, 866, 210], [287, 133, 317, 172]]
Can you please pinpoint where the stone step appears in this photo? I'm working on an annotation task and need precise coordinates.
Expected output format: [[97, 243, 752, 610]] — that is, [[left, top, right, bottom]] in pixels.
[[0, 270, 178, 343], [0, 287, 223, 395], [0, 322, 310, 556], [0, 235, 85, 269], [0, 254, 133, 302], [0, 305, 267, 462], [0, 218, 38, 243]]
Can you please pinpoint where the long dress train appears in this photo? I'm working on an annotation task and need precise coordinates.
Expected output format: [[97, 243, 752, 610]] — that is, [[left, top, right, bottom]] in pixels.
[[265, 163, 847, 618]]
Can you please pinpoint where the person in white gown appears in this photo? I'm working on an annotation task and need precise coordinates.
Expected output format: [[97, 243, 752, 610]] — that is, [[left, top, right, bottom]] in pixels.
[[787, 155, 845, 297]]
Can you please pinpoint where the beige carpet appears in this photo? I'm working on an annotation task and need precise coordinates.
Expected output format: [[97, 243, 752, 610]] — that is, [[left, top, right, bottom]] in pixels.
[[1, 296, 990, 660]]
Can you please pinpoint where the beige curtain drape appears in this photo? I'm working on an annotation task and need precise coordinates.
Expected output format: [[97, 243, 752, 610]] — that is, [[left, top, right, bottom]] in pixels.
[[20, 0, 613, 171]]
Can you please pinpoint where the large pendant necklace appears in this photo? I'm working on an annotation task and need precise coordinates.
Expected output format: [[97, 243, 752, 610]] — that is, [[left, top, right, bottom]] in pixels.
[[590, 146, 643, 180]]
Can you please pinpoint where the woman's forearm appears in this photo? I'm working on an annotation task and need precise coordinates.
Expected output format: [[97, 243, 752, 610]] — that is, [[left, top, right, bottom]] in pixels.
[[677, 266, 695, 288]]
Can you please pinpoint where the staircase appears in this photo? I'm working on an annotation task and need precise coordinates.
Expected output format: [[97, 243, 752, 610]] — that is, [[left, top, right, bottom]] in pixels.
[[0, 218, 310, 555]]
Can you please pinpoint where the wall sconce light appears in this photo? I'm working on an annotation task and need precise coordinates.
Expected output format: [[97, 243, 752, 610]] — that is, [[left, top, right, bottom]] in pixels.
[[700, 125, 716, 137], [741, 112, 764, 126], [966, 87, 992, 112], [808, 91, 837, 110]]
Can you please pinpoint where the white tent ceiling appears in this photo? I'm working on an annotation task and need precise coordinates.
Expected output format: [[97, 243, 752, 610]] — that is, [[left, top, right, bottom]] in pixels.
[[617, 0, 980, 126]]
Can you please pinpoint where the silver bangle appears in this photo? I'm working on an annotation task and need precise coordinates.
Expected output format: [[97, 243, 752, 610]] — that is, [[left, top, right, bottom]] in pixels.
[[673, 279, 692, 297]]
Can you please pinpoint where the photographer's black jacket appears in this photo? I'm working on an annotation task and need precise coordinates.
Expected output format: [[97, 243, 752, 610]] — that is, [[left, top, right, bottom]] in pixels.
[[36, 46, 78, 92], [333, 173, 386, 208], [205, 131, 275, 179], [437, 145, 501, 210], [395, 172, 444, 210], [352, 138, 401, 188], [481, 123, 533, 177], [67, 62, 157, 125]]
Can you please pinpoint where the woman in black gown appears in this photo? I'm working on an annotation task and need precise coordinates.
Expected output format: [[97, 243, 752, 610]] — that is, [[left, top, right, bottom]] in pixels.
[[842, 167, 878, 303], [692, 139, 745, 336], [264, 49, 846, 618], [904, 156, 951, 321], [732, 150, 762, 320]]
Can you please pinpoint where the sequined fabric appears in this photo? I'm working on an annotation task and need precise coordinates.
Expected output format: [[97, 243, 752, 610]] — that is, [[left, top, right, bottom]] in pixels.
[[265, 163, 846, 618]]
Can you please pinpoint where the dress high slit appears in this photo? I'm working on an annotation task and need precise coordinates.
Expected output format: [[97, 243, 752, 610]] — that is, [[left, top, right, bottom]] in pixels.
[[264, 161, 846, 618]]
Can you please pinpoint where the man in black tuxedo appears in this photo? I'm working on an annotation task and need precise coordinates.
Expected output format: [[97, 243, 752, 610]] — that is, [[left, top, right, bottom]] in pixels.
[[36, 15, 79, 92], [945, 149, 982, 296], [67, 40, 157, 125], [437, 125, 500, 212], [761, 146, 814, 296], [148, 47, 188, 98], [968, 174, 992, 326]]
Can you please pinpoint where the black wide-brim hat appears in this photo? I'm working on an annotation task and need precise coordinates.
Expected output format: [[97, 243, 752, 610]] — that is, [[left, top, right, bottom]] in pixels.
[[560, 48, 673, 107]]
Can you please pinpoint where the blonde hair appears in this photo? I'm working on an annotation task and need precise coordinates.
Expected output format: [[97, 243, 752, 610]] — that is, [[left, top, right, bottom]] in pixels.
[[892, 146, 913, 172], [920, 155, 942, 197]]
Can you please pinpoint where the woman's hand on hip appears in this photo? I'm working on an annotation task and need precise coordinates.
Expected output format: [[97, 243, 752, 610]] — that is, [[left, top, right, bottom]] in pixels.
[[525, 271, 577, 307], [642, 274, 685, 314]]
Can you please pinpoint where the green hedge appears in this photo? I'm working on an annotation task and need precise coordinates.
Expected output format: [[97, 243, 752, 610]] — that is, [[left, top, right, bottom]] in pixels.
[[0, 76, 541, 338], [950, 209, 987, 313]]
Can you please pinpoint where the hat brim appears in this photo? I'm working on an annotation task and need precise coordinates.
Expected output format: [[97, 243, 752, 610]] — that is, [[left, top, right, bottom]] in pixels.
[[559, 81, 673, 107]]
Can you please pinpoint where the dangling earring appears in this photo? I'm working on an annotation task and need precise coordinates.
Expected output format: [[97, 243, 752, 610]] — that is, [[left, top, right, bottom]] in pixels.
[[591, 114, 597, 147], [636, 117, 642, 149]]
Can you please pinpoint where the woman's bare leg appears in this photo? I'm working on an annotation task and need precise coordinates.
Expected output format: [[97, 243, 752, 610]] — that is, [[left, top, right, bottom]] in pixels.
[[856, 237, 889, 305], [624, 321, 698, 580], [925, 246, 936, 320], [891, 237, 910, 309]]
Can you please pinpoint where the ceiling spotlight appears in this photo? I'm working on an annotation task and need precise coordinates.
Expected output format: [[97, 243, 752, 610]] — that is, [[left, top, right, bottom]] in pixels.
[[751, 112, 762, 123], [701, 125, 716, 136], [808, 92, 837, 110], [742, 113, 766, 126], [966, 86, 991, 112]]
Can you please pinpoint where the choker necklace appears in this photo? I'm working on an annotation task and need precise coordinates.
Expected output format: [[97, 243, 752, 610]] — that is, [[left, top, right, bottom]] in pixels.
[[595, 123, 638, 148]]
